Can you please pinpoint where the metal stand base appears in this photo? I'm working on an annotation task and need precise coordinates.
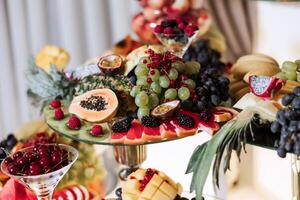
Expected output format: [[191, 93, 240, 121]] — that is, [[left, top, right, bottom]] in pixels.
[[113, 145, 147, 180]]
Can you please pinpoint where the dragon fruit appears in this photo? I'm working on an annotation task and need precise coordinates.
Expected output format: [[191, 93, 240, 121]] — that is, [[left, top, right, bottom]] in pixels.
[[249, 75, 283, 99]]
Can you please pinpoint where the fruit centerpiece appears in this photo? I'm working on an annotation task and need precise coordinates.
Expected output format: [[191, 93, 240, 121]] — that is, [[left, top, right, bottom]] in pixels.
[[2, 1, 299, 200]]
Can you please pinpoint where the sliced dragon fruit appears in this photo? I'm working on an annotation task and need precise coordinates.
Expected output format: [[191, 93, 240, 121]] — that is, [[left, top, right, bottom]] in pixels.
[[249, 75, 283, 99]]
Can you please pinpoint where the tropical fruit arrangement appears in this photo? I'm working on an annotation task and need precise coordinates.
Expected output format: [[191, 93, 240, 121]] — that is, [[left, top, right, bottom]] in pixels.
[[39, 42, 237, 145], [1, 0, 300, 200]]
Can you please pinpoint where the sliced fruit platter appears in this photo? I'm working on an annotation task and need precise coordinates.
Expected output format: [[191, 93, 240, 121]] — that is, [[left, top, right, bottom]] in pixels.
[[41, 45, 237, 145]]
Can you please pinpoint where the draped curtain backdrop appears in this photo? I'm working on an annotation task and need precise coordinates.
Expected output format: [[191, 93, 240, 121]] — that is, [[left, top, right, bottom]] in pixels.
[[0, 0, 140, 135], [0, 0, 253, 135]]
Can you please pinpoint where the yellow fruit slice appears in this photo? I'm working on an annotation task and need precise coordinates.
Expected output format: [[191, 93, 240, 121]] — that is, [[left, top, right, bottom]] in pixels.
[[122, 193, 139, 200], [229, 81, 248, 94], [122, 179, 141, 196], [35, 45, 69, 72], [159, 182, 177, 199], [140, 184, 158, 199], [130, 169, 146, 180], [236, 53, 278, 65], [152, 189, 172, 200], [232, 61, 280, 80]]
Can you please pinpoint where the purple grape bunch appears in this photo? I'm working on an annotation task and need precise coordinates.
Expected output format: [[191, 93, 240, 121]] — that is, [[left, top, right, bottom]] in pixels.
[[271, 86, 300, 157]]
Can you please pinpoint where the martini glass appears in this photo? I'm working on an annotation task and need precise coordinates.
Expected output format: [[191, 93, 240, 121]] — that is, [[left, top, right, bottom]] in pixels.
[[154, 31, 199, 58], [1, 144, 78, 200]]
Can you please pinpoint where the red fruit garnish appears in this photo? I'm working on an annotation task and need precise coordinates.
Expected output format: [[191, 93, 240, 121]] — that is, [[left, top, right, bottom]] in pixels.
[[185, 25, 198, 37], [178, 23, 186, 30], [175, 17, 184, 24], [181, 75, 188, 81], [67, 115, 81, 130], [150, 70, 155, 75], [13, 152, 23, 160], [163, 27, 173, 35], [154, 25, 162, 33], [8, 164, 19, 175], [54, 108, 64, 120], [90, 125, 103, 137], [39, 157, 51, 168], [29, 163, 42, 175], [4, 157, 13, 165], [51, 151, 62, 165], [17, 157, 28, 165], [147, 77, 153, 83], [50, 99, 61, 109]]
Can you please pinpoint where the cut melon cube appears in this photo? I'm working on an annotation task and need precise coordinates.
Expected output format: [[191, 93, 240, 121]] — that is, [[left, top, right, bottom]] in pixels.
[[149, 174, 164, 187], [159, 181, 177, 199], [152, 189, 172, 200], [123, 179, 141, 196], [137, 197, 149, 200], [122, 192, 139, 200], [158, 171, 177, 189], [140, 184, 157, 199], [130, 169, 146, 180]]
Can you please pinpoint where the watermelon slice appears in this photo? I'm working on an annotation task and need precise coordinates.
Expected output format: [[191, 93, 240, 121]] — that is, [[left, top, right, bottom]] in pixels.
[[249, 75, 283, 99]]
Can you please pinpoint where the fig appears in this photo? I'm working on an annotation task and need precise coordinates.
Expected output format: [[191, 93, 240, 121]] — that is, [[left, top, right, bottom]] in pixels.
[[98, 54, 123, 75], [151, 100, 180, 120]]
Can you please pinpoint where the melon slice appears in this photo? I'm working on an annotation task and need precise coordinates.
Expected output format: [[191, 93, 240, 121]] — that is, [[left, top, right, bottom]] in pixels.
[[142, 126, 161, 141], [249, 75, 283, 99], [160, 122, 177, 139], [69, 89, 118, 122], [213, 106, 239, 122], [170, 111, 199, 137], [111, 132, 127, 144], [124, 120, 144, 145]]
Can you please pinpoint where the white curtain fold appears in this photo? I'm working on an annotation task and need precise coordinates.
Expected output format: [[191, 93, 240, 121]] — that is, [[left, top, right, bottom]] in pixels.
[[0, 0, 139, 135]]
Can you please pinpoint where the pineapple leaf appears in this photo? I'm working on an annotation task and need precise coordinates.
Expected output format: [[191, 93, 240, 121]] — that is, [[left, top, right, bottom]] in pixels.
[[187, 109, 258, 200]]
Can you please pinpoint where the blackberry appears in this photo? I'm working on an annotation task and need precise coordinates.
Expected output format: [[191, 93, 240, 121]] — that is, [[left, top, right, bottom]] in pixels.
[[181, 100, 193, 110], [141, 116, 160, 127], [112, 119, 131, 132], [199, 110, 213, 122], [177, 114, 195, 128]]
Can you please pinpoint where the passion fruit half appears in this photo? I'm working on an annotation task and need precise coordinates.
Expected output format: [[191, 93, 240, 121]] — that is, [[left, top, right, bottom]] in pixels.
[[98, 54, 123, 75], [151, 100, 180, 120]]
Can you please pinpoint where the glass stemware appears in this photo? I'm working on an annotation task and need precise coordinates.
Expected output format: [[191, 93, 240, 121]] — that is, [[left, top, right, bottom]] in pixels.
[[1, 144, 78, 200], [154, 30, 199, 58]]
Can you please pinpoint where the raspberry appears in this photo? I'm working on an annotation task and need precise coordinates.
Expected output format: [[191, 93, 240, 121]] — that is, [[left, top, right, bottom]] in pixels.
[[90, 125, 103, 136], [67, 115, 81, 130], [185, 25, 198, 37], [178, 23, 186, 30], [163, 27, 173, 35], [147, 77, 152, 83], [54, 108, 64, 120], [175, 17, 184, 24], [150, 70, 155, 75], [50, 99, 61, 109], [154, 25, 162, 33]]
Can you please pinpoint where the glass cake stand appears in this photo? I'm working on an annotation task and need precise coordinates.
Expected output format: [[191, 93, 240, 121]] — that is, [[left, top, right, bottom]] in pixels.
[[47, 123, 203, 181]]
